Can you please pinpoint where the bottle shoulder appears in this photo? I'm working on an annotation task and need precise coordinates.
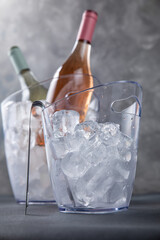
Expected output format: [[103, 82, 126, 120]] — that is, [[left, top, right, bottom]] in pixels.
[[20, 70, 38, 85], [56, 41, 91, 76]]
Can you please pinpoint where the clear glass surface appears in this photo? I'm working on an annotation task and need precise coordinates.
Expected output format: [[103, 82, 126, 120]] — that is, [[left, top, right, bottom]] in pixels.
[[35, 80, 142, 213]]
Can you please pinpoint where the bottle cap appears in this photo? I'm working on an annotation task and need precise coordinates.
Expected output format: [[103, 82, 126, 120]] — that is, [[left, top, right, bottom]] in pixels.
[[77, 10, 98, 43], [8, 46, 29, 74]]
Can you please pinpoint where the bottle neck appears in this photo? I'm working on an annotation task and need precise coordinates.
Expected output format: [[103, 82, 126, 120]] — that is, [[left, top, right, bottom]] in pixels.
[[76, 10, 98, 44], [71, 39, 91, 63], [19, 69, 37, 81], [18, 69, 37, 89], [69, 10, 97, 65], [9, 46, 30, 74]]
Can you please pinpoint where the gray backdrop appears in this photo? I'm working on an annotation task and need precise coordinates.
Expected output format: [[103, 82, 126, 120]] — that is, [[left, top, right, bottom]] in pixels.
[[0, 0, 160, 196]]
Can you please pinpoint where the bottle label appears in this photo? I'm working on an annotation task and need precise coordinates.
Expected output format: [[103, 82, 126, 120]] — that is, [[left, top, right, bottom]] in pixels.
[[77, 10, 98, 44]]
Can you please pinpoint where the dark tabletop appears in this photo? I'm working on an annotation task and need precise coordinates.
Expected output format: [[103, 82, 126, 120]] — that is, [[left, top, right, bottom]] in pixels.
[[0, 194, 160, 240]]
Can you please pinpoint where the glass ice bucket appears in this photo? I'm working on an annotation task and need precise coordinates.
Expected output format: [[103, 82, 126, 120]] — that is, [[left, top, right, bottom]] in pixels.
[[1, 74, 98, 203], [29, 80, 142, 213], [1, 78, 53, 203]]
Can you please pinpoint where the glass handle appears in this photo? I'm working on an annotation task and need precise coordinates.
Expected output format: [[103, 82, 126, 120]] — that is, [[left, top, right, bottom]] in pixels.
[[111, 96, 141, 117]]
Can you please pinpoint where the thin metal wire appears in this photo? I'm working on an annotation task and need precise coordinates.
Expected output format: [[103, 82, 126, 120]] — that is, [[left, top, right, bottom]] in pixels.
[[25, 101, 45, 215], [25, 109, 32, 215]]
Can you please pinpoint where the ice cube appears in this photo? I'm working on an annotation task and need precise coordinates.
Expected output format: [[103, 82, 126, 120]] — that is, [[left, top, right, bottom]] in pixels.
[[64, 132, 87, 152], [29, 146, 48, 185], [30, 146, 47, 169], [7, 101, 31, 129], [100, 122, 120, 136], [73, 163, 109, 207], [108, 182, 127, 206], [61, 151, 90, 178], [118, 133, 133, 162], [52, 110, 80, 137], [105, 145, 120, 161], [116, 163, 130, 180], [51, 136, 68, 159], [51, 159, 74, 205], [119, 133, 132, 148], [81, 143, 108, 166], [125, 151, 132, 162], [99, 122, 120, 146], [75, 121, 99, 140]]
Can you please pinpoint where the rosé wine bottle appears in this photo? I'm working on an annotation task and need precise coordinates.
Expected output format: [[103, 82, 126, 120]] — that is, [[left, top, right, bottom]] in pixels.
[[46, 10, 98, 121]]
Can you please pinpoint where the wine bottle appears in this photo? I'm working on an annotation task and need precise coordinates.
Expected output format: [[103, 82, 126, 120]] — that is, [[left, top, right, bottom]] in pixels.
[[9, 46, 47, 102], [46, 10, 98, 121]]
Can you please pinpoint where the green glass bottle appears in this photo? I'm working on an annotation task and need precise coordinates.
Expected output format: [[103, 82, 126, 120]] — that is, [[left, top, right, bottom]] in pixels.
[[9, 46, 47, 102]]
